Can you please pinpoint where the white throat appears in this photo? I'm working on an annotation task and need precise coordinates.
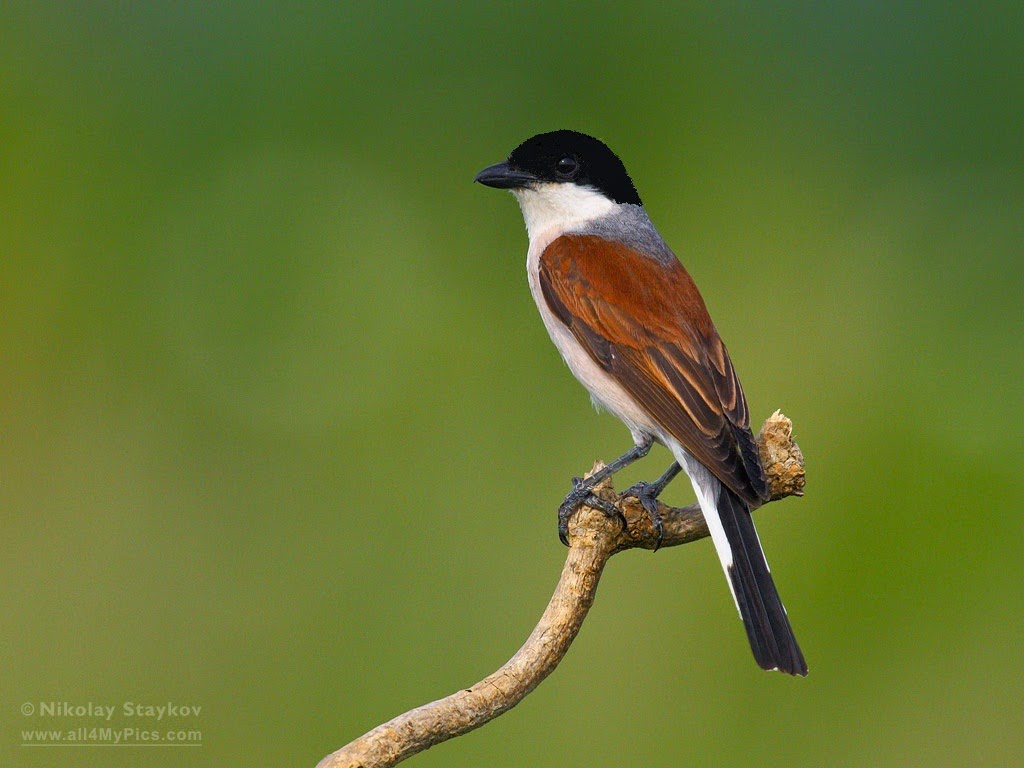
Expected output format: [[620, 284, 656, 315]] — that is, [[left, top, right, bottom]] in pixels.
[[512, 182, 616, 244]]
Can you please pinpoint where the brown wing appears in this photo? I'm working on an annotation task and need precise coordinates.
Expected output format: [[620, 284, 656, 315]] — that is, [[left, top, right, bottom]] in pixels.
[[539, 234, 768, 505]]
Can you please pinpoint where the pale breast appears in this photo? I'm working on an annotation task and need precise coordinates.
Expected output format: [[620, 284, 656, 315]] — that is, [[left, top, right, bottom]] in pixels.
[[526, 230, 661, 447]]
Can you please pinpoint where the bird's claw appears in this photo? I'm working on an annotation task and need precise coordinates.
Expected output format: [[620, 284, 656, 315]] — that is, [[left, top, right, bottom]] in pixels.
[[621, 481, 665, 551], [557, 482, 627, 546]]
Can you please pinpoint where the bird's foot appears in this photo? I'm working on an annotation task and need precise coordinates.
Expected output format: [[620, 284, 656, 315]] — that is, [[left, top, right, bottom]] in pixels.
[[557, 476, 627, 546], [621, 481, 665, 550]]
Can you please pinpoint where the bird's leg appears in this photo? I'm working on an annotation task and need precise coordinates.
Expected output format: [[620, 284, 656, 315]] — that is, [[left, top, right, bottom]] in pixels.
[[621, 461, 682, 551], [558, 437, 652, 545]]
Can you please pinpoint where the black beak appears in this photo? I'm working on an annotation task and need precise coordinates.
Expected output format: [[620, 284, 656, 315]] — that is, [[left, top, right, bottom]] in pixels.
[[474, 162, 537, 190]]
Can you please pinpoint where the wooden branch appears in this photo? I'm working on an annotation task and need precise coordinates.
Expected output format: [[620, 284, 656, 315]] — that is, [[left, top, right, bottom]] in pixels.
[[317, 411, 805, 768]]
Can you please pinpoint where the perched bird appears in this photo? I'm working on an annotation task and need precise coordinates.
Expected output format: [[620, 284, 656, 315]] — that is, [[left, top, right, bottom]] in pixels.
[[475, 130, 807, 675]]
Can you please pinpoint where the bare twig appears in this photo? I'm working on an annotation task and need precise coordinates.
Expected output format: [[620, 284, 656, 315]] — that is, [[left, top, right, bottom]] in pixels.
[[317, 411, 805, 768]]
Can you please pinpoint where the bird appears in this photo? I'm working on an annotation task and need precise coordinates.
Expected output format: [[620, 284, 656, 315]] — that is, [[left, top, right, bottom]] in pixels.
[[474, 130, 807, 676]]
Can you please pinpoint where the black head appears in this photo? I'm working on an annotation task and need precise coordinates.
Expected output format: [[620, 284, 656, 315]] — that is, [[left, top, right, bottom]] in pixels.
[[475, 130, 642, 206]]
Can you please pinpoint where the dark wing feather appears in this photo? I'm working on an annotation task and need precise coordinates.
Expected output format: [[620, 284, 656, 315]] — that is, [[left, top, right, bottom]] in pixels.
[[539, 234, 768, 505]]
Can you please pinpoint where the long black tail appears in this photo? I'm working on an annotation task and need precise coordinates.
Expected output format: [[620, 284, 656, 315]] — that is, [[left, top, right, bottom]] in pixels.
[[717, 484, 807, 676]]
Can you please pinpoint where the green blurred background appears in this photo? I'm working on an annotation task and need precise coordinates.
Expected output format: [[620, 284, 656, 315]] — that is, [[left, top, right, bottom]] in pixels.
[[3, 3, 1022, 766]]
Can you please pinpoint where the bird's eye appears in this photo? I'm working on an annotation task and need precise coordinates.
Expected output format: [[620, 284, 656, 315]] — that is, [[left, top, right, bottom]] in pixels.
[[555, 156, 578, 176]]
